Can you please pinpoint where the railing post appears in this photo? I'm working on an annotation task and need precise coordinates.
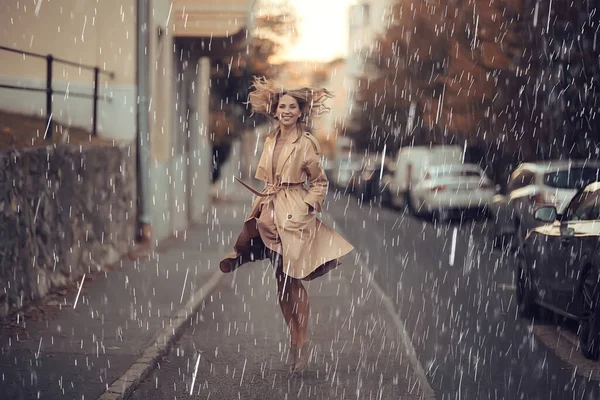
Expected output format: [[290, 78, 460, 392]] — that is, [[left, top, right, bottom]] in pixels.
[[46, 55, 53, 139], [93, 67, 99, 136]]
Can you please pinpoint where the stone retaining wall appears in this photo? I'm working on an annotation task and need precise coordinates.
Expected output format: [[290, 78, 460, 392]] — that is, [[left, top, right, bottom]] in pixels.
[[0, 143, 136, 317]]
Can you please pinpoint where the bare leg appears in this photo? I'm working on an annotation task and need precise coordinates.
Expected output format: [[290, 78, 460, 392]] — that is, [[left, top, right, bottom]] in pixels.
[[274, 255, 311, 371], [289, 279, 310, 348], [276, 267, 297, 346], [284, 276, 310, 372]]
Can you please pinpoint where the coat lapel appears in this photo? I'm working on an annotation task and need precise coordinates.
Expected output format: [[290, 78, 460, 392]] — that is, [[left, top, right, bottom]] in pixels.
[[258, 135, 275, 183]]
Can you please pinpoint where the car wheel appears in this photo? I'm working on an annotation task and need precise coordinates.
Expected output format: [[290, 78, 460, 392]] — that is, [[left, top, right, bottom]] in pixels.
[[491, 222, 509, 250], [516, 256, 537, 319], [518, 221, 526, 246], [511, 218, 524, 253], [435, 208, 449, 221], [578, 267, 600, 360], [364, 180, 374, 202], [408, 191, 421, 216], [489, 210, 501, 247], [491, 224, 502, 249], [381, 187, 391, 207], [389, 190, 404, 209], [492, 234, 511, 251], [479, 205, 492, 221]]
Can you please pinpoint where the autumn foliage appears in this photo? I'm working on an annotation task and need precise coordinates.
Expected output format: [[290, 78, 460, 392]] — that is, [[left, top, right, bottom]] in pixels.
[[348, 0, 600, 179]]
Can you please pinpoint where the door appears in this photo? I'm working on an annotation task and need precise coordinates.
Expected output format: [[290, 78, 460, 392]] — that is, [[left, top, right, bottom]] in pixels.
[[551, 190, 600, 313], [528, 220, 562, 305]]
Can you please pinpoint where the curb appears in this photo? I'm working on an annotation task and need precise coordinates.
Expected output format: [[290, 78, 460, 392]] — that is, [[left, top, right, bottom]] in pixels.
[[359, 262, 437, 399], [97, 206, 435, 399], [320, 211, 436, 400], [97, 268, 223, 400]]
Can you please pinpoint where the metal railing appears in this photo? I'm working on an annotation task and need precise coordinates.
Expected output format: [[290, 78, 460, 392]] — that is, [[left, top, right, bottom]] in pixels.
[[0, 45, 115, 139]]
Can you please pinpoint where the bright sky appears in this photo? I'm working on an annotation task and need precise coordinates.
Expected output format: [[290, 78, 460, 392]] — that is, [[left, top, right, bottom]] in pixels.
[[281, 0, 357, 62]]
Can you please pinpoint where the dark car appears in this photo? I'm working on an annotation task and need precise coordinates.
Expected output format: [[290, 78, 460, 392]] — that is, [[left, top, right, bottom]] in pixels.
[[490, 160, 600, 249], [517, 181, 600, 359], [356, 159, 394, 203]]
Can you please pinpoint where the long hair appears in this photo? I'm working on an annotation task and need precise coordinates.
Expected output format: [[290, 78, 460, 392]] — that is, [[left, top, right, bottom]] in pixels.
[[247, 76, 333, 136]]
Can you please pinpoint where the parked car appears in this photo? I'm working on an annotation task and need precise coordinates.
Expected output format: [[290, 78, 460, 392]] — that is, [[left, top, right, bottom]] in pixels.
[[331, 155, 361, 193], [322, 157, 335, 179], [489, 160, 600, 248], [407, 163, 495, 218], [379, 163, 397, 207], [356, 156, 394, 203], [388, 145, 464, 209], [517, 181, 600, 359]]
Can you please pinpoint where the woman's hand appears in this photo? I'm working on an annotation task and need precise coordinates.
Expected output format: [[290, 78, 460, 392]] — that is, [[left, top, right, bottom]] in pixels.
[[303, 201, 314, 214], [302, 137, 327, 213]]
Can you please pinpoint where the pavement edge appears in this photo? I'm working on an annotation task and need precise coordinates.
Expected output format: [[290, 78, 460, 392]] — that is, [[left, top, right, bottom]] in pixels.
[[97, 206, 436, 399], [320, 211, 437, 400], [97, 268, 223, 400]]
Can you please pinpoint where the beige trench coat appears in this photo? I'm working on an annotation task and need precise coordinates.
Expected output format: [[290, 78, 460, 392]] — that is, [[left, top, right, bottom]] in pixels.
[[220, 130, 354, 279]]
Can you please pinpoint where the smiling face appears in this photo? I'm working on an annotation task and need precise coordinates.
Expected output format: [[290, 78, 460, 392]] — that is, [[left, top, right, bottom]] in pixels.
[[276, 94, 302, 127]]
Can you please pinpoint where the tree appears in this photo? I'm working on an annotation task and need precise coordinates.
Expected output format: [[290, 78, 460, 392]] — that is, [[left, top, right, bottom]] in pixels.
[[521, 0, 600, 161], [350, 0, 600, 186], [347, 0, 452, 154], [208, 0, 298, 182], [348, 0, 530, 182], [210, 0, 299, 139]]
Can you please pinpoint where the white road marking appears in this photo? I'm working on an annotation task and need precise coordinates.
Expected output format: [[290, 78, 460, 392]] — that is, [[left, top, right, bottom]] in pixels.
[[73, 274, 86, 309], [190, 352, 201, 395], [449, 228, 457, 266], [498, 283, 516, 291]]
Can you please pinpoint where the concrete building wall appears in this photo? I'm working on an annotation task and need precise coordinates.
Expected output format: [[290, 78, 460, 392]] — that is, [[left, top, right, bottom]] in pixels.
[[147, 0, 252, 242], [345, 0, 395, 133], [0, 0, 137, 141], [0, 143, 136, 316], [148, 51, 212, 242], [171, 0, 248, 37], [1, 0, 251, 244], [346, 0, 394, 79]]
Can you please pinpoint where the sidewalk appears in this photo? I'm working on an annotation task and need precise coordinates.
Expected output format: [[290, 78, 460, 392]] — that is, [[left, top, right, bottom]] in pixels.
[[0, 190, 243, 399], [0, 184, 434, 400]]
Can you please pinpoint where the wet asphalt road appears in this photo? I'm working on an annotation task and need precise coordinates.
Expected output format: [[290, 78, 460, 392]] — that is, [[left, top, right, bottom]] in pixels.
[[129, 191, 600, 400], [325, 192, 600, 400]]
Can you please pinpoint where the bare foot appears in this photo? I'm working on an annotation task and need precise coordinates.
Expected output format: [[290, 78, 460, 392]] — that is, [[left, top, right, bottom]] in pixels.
[[291, 341, 311, 373]]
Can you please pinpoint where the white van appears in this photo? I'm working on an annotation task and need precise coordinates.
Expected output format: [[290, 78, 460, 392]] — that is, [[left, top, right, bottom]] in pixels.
[[389, 145, 464, 207]]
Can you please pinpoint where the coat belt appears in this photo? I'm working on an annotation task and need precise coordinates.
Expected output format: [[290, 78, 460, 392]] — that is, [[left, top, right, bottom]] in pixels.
[[235, 177, 303, 197]]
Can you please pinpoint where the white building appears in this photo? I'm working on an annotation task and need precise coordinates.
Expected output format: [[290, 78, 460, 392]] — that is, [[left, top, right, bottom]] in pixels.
[[0, 0, 252, 243], [345, 0, 395, 129]]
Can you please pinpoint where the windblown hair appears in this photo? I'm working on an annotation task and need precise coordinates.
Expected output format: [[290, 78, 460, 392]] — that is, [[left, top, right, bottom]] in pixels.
[[247, 76, 333, 133]]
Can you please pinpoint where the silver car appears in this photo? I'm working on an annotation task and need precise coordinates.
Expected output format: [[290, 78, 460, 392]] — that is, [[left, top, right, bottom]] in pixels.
[[490, 160, 600, 249]]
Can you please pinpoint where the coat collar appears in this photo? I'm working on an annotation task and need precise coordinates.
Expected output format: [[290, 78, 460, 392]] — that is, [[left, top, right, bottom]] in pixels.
[[266, 125, 303, 145]]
